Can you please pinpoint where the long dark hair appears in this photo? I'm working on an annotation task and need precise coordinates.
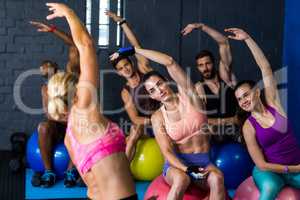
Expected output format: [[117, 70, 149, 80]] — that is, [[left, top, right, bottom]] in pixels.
[[142, 70, 168, 83], [234, 80, 269, 143], [136, 85, 161, 116], [234, 80, 256, 143], [140, 71, 169, 113]]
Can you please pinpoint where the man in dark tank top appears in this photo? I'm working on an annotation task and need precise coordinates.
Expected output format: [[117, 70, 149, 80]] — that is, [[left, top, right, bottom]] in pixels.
[[108, 11, 160, 161], [182, 22, 240, 143], [111, 51, 159, 161]]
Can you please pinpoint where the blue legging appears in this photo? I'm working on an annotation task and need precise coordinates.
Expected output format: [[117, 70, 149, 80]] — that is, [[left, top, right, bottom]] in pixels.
[[253, 166, 300, 200]]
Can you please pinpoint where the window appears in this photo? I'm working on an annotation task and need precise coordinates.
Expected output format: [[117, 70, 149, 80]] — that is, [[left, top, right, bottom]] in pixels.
[[86, 0, 123, 48], [98, 0, 110, 46], [85, 0, 92, 34], [116, 0, 122, 46]]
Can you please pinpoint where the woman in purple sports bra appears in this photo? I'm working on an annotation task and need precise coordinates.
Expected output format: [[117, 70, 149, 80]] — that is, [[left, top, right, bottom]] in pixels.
[[45, 3, 136, 200], [227, 28, 300, 200], [132, 47, 226, 200]]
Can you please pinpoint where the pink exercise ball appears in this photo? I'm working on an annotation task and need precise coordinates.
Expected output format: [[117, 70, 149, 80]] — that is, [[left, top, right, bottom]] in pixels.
[[144, 175, 231, 200], [234, 176, 300, 200]]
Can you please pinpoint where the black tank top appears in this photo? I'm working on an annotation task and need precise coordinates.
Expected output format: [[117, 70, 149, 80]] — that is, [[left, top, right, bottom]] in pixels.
[[123, 74, 160, 117], [202, 80, 237, 118]]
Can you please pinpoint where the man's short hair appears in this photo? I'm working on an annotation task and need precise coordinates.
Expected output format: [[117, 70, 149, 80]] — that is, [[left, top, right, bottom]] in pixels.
[[110, 55, 132, 69], [195, 50, 215, 64], [41, 60, 58, 72]]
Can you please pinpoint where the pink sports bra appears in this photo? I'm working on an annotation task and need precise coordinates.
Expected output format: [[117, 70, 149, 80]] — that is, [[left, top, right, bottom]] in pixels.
[[66, 121, 126, 175], [160, 93, 207, 144]]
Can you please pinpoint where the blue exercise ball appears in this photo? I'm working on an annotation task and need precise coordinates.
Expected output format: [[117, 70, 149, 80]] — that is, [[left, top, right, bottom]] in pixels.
[[26, 130, 70, 179], [213, 143, 254, 189], [210, 143, 221, 161]]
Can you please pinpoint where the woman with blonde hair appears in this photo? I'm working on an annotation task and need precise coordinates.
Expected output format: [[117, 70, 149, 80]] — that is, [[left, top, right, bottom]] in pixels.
[[46, 3, 136, 200]]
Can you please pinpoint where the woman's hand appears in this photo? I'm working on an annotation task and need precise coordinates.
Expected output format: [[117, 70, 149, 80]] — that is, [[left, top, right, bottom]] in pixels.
[[29, 21, 52, 32], [225, 28, 250, 41], [46, 3, 72, 20]]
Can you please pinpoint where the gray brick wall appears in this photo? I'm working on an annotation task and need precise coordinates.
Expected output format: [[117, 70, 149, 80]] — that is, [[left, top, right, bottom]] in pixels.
[[0, 0, 85, 150]]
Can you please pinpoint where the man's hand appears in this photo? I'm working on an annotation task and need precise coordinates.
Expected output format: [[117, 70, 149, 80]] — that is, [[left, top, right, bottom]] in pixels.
[[181, 23, 204, 36], [225, 28, 250, 41], [109, 52, 120, 61]]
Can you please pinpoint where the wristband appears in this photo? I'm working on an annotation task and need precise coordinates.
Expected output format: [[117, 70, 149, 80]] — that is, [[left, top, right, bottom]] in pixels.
[[186, 166, 206, 180], [118, 46, 135, 57], [118, 19, 126, 26], [49, 25, 57, 33]]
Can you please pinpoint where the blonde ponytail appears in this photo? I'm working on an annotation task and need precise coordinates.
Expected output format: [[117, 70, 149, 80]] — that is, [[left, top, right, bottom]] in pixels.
[[48, 97, 67, 120], [47, 72, 78, 120]]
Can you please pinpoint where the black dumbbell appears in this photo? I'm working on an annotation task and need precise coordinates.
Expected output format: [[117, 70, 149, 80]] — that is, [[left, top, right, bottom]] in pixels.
[[10, 132, 27, 154], [9, 158, 21, 172], [9, 132, 27, 173]]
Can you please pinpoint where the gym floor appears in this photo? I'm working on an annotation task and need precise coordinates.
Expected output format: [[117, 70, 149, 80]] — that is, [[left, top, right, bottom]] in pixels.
[[0, 151, 24, 200]]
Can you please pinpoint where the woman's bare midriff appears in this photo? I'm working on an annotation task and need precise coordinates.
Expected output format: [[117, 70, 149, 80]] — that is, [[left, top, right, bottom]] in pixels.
[[84, 152, 135, 200], [176, 134, 210, 154]]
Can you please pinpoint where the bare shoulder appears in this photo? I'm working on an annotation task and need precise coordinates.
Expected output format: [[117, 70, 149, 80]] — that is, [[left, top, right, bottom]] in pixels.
[[151, 109, 163, 122], [242, 119, 256, 141], [151, 110, 166, 130], [151, 110, 168, 138], [41, 85, 48, 99], [64, 131, 71, 150], [41, 84, 47, 92], [243, 119, 254, 131], [121, 87, 128, 96], [195, 81, 203, 87], [194, 81, 204, 89], [121, 87, 131, 99]]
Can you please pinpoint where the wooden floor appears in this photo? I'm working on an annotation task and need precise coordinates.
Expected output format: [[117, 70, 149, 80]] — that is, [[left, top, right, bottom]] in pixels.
[[0, 151, 25, 200]]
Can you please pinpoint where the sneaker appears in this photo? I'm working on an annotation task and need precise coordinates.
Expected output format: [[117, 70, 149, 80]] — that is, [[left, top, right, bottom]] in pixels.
[[31, 172, 42, 187], [64, 167, 79, 188], [40, 170, 56, 188]]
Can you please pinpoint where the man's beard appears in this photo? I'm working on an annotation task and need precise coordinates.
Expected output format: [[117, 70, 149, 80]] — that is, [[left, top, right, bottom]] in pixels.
[[127, 70, 138, 79], [202, 68, 216, 80], [129, 71, 136, 79]]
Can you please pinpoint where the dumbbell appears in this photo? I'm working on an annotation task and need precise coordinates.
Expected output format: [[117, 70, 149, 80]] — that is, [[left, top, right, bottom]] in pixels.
[[9, 132, 27, 173]]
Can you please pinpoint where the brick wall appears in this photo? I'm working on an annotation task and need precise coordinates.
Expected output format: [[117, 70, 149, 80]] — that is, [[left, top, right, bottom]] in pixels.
[[0, 0, 85, 150]]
